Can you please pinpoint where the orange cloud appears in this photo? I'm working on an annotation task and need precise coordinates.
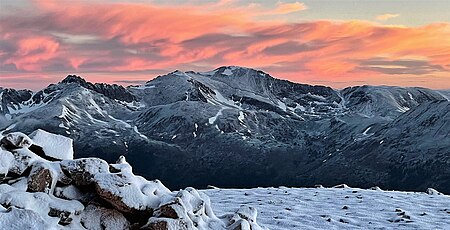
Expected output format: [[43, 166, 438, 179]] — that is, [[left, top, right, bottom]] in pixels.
[[0, 1, 449, 90]]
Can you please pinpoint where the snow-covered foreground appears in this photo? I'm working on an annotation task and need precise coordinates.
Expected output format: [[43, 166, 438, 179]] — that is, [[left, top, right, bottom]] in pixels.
[[1, 129, 449, 229], [0, 130, 265, 230], [205, 187, 450, 229]]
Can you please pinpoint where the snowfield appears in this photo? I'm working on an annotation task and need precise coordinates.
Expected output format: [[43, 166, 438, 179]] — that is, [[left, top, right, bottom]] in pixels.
[[205, 187, 450, 229]]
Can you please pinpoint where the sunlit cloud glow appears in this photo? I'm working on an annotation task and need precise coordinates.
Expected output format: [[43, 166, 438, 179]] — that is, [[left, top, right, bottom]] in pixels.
[[0, 0, 449, 90]]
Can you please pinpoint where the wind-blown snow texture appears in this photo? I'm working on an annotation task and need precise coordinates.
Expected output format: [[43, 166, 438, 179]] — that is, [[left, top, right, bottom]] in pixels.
[[1, 66, 449, 193], [205, 186, 450, 229]]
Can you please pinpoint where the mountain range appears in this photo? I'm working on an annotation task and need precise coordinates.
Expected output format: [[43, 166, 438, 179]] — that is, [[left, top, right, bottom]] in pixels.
[[1, 66, 449, 193]]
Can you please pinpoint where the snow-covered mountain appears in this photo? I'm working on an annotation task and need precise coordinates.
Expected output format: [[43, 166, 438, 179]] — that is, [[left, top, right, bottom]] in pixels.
[[1, 66, 449, 193]]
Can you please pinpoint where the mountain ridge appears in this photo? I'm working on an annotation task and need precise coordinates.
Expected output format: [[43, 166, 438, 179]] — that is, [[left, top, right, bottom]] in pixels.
[[1, 66, 449, 193]]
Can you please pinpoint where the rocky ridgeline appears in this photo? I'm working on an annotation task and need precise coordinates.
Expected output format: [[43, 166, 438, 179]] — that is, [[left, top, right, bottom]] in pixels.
[[0, 130, 265, 230]]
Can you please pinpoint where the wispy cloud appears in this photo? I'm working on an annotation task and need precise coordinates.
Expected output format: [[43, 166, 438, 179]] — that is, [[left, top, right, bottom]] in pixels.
[[376, 13, 400, 21], [271, 2, 307, 15]]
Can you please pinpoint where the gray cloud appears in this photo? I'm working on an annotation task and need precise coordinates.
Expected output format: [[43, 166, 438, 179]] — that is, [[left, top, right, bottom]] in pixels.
[[263, 41, 325, 55], [356, 58, 447, 75]]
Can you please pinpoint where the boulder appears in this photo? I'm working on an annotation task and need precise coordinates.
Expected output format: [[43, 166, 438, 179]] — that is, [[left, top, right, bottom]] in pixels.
[[60, 158, 109, 186], [93, 172, 154, 213], [54, 185, 83, 200], [332, 184, 350, 189], [0, 207, 52, 229], [370, 186, 383, 191], [0, 149, 14, 181], [93, 156, 170, 214], [426, 188, 443, 195], [0, 189, 84, 226], [29, 129, 73, 160], [80, 205, 130, 230], [27, 162, 56, 193], [8, 148, 38, 176], [142, 218, 189, 230], [0, 132, 32, 150], [226, 206, 264, 230]]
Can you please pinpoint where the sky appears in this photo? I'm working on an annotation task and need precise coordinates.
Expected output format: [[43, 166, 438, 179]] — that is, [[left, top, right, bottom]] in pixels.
[[0, 0, 449, 90]]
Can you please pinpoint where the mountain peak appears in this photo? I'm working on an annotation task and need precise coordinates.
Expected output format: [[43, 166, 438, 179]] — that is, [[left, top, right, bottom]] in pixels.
[[60, 75, 89, 85], [210, 66, 269, 78]]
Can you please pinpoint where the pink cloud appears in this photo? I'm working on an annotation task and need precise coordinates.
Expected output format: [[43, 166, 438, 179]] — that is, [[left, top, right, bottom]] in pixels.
[[0, 1, 449, 90]]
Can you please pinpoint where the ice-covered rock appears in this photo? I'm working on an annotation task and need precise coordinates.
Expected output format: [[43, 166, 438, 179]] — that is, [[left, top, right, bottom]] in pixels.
[[94, 171, 156, 214], [149, 187, 225, 229], [60, 158, 109, 186], [8, 148, 40, 176], [370, 186, 383, 191], [0, 207, 53, 230], [0, 132, 33, 150], [79, 205, 130, 230], [426, 188, 443, 195], [0, 149, 14, 181], [226, 205, 264, 230], [332, 184, 351, 189], [54, 185, 84, 201], [29, 129, 73, 160], [0, 188, 84, 226]]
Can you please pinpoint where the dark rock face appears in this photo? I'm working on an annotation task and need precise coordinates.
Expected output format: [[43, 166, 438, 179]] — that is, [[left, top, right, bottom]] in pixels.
[[27, 163, 54, 193], [61, 75, 136, 102], [1, 66, 449, 193], [0, 88, 33, 115]]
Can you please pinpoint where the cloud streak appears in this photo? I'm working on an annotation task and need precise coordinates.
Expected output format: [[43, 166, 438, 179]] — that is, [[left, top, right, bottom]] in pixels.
[[376, 13, 400, 21], [0, 1, 449, 90]]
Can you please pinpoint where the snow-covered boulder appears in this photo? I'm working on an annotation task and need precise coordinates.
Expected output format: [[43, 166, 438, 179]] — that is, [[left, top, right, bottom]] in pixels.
[[80, 205, 130, 230], [426, 188, 443, 195], [370, 186, 383, 191], [148, 187, 225, 229], [0, 149, 14, 180], [54, 185, 84, 200], [0, 132, 33, 150], [332, 184, 351, 189], [226, 205, 264, 230], [94, 171, 157, 213], [0, 188, 84, 226], [0, 207, 53, 229], [29, 129, 73, 160], [60, 158, 109, 186], [8, 148, 40, 176], [27, 162, 57, 193]]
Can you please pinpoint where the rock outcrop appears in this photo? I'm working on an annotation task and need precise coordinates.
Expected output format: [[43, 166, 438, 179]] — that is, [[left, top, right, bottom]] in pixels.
[[0, 130, 266, 230]]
